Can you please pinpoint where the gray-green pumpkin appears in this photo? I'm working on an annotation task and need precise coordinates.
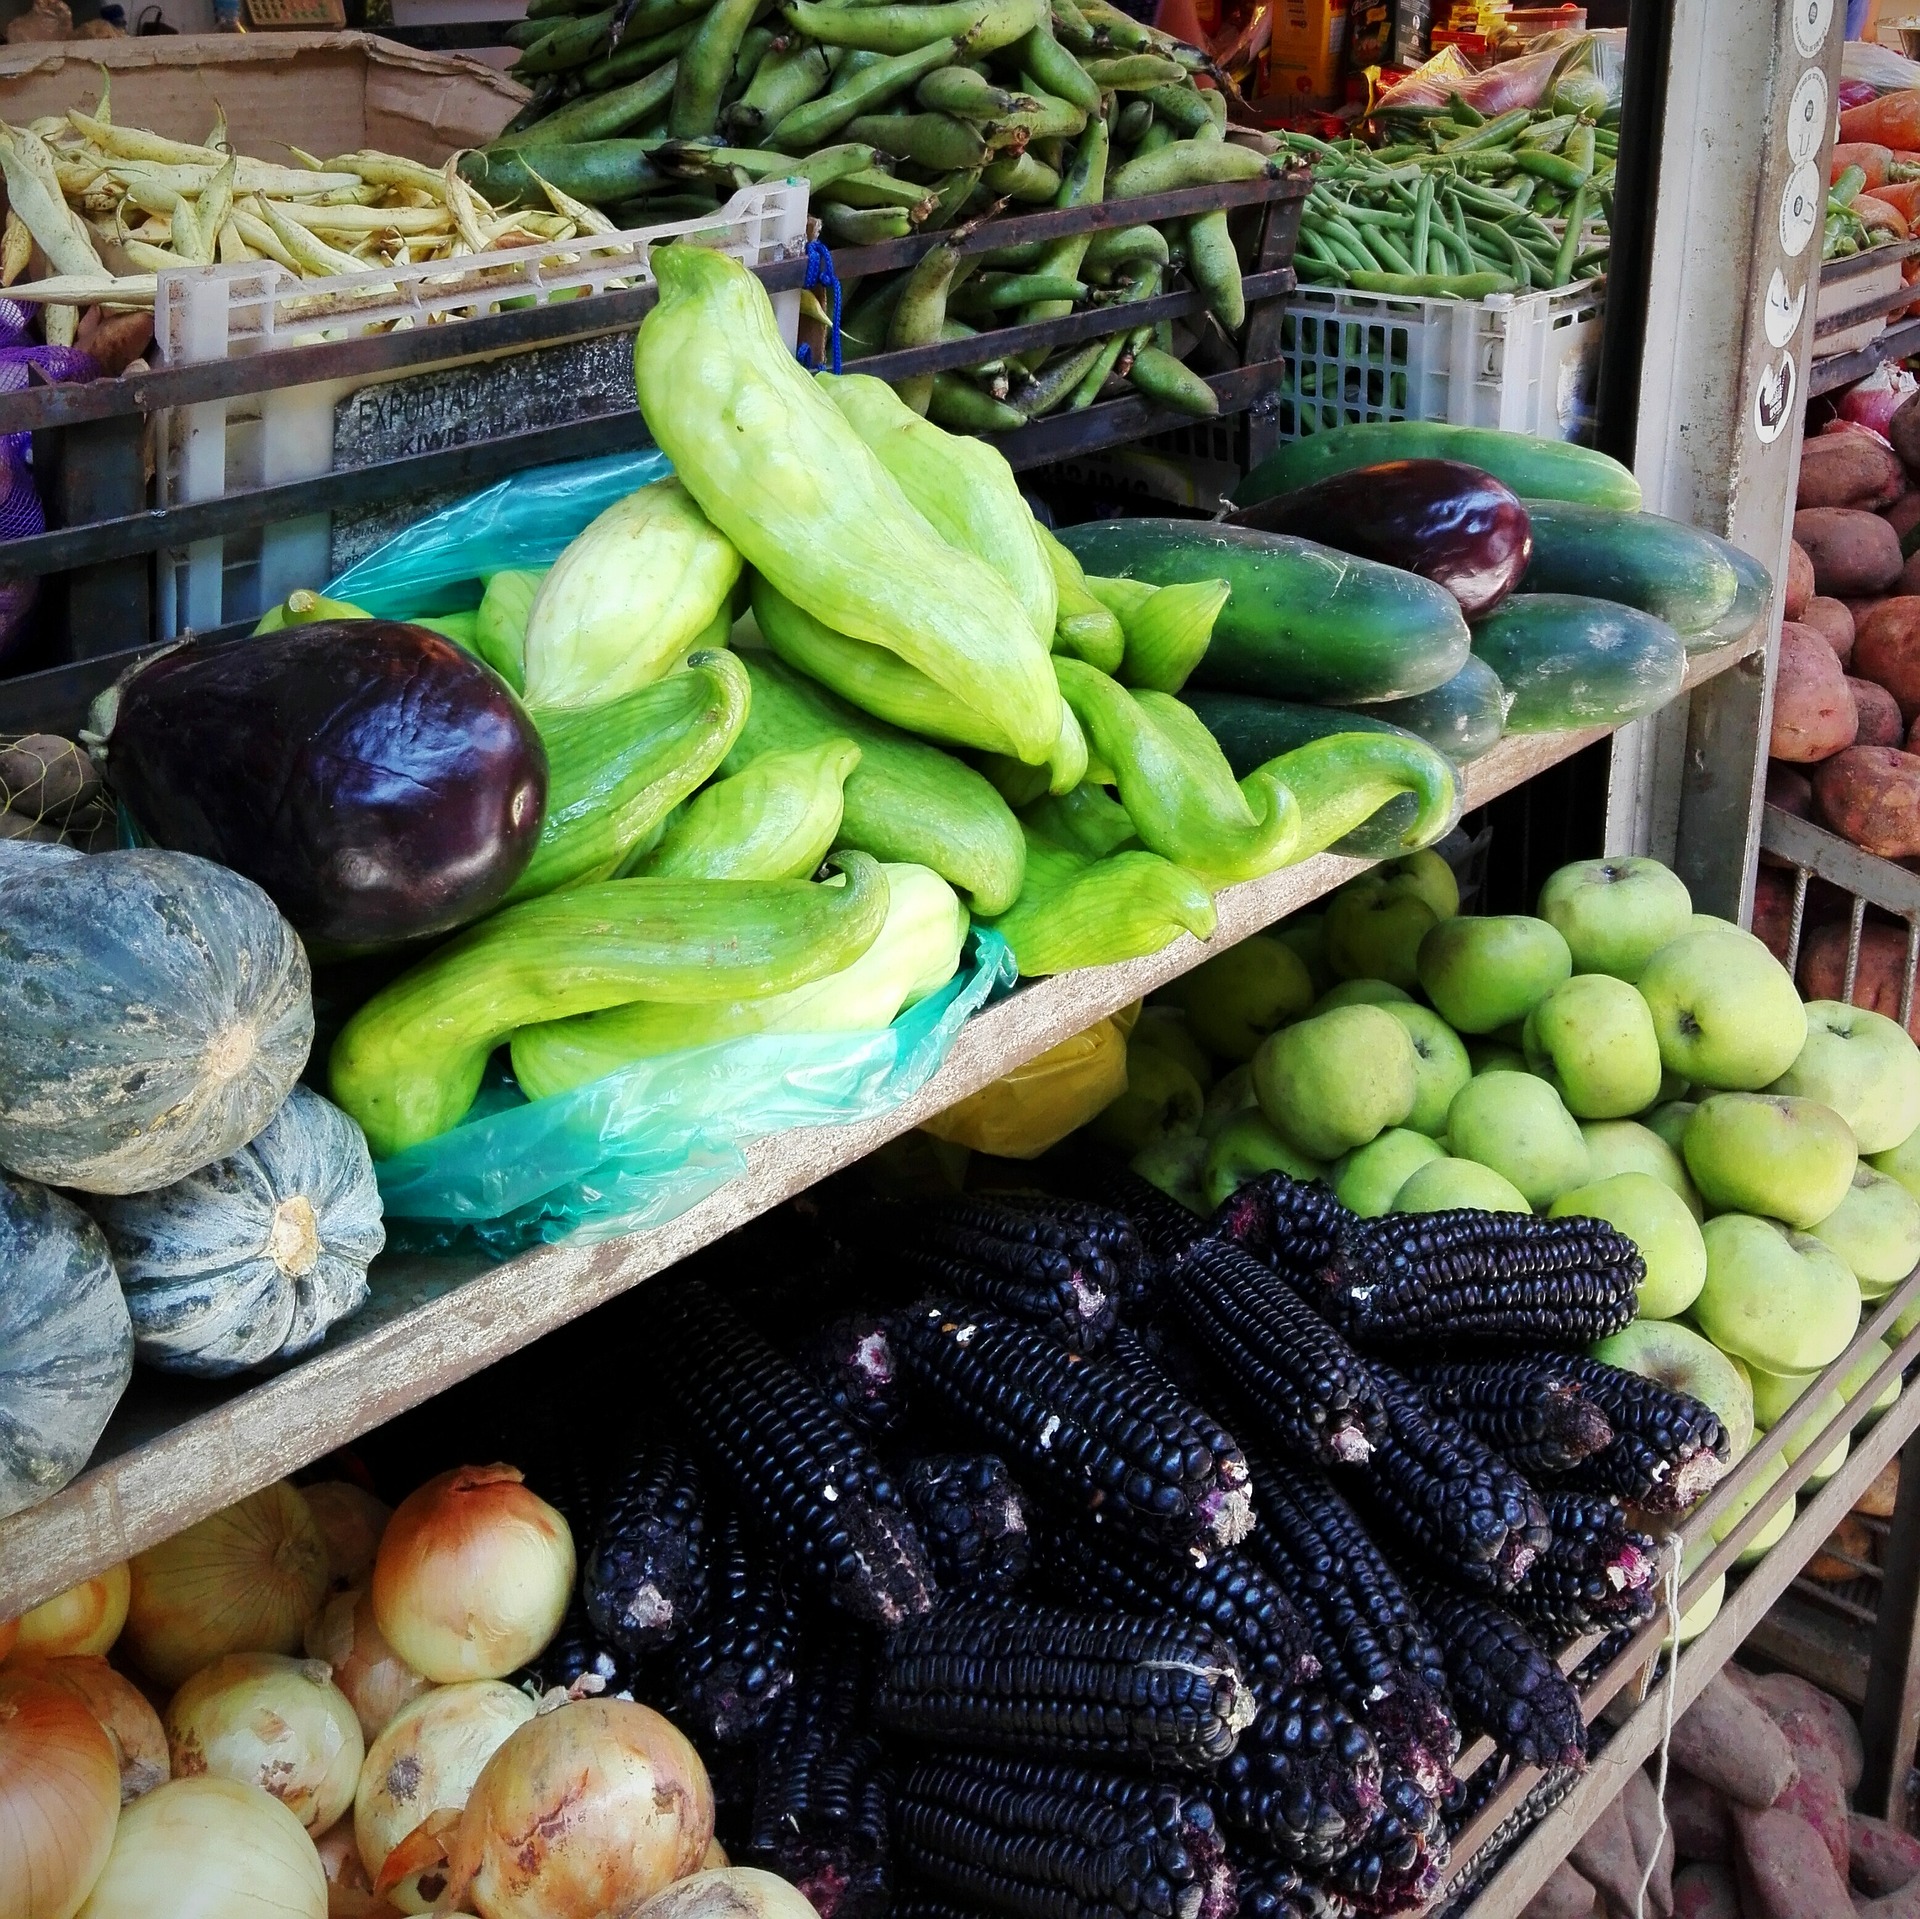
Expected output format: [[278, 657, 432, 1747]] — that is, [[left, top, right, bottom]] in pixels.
[[0, 1171, 133, 1518], [0, 847, 313, 1194], [90, 1085, 385, 1377]]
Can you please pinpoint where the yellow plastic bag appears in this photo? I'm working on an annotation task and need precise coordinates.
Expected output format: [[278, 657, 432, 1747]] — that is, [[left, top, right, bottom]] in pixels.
[[921, 1008, 1133, 1158]]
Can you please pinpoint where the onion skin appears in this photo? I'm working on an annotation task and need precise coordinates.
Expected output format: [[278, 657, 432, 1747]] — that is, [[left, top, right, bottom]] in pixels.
[[15, 1657, 167, 1804], [636, 1868, 822, 1919], [372, 1466, 573, 1685], [0, 1672, 120, 1919], [354, 1682, 533, 1914], [439, 1699, 713, 1919], [0, 1618, 16, 1663], [11, 1567, 130, 1662], [305, 1590, 431, 1744], [165, 1653, 363, 1836], [126, 1482, 329, 1689], [303, 1485, 392, 1595], [75, 1775, 325, 1919]]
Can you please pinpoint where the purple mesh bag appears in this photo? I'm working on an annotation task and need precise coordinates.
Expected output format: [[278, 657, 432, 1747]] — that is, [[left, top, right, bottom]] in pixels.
[[0, 321, 99, 660]]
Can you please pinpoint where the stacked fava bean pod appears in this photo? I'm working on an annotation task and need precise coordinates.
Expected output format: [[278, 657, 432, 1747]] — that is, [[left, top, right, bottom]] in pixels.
[[466, 0, 1288, 426]]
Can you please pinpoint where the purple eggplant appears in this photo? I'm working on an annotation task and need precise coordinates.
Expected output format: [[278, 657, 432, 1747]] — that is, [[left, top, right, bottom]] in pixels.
[[1225, 458, 1531, 620], [98, 621, 547, 951]]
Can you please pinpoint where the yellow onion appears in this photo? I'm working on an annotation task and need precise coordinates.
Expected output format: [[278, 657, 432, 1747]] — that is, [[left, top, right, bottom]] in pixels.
[[0, 1671, 120, 1919], [371, 1466, 572, 1684], [76, 1775, 325, 1919], [636, 1869, 821, 1919], [317, 1819, 402, 1919], [20, 1657, 167, 1804], [0, 1618, 15, 1663], [305, 1590, 430, 1744], [165, 1653, 363, 1836], [355, 1682, 533, 1913], [126, 1482, 329, 1688], [439, 1699, 713, 1919], [302, 1485, 391, 1595], [10, 1566, 131, 1664]]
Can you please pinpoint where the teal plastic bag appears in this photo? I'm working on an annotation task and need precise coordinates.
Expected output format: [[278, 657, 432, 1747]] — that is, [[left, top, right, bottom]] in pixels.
[[375, 931, 1016, 1258], [326, 448, 673, 617]]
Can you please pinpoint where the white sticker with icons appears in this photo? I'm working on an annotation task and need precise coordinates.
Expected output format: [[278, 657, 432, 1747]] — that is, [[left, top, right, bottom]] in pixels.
[[1792, 0, 1832, 58], [1779, 158, 1822, 256], [1763, 268, 1806, 349], [1787, 66, 1828, 166]]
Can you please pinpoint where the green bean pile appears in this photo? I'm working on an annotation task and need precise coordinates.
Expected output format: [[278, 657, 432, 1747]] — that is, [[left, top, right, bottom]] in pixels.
[[471, 0, 1288, 428], [1282, 87, 1616, 299]]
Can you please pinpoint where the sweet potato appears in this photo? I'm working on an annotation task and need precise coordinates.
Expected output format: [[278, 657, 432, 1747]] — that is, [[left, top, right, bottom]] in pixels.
[[1796, 508, 1907, 595], [1853, 1814, 1920, 1897], [1572, 1795, 1647, 1917], [1886, 492, 1920, 541], [1787, 539, 1816, 619], [1670, 1676, 1798, 1808], [1766, 1739, 1849, 1880], [1752, 865, 1797, 966], [1624, 1768, 1677, 1917], [1803, 594, 1857, 664], [1798, 924, 1918, 1040], [1665, 1770, 1732, 1863], [1801, 430, 1908, 510], [1855, 598, 1920, 714], [1813, 744, 1920, 856], [1772, 624, 1860, 761], [1744, 1672, 1864, 1794], [1902, 545, 1920, 597], [1520, 1861, 1600, 1919], [1766, 761, 1815, 817], [1731, 1806, 1854, 1919], [1853, 675, 1905, 745], [1893, 388, 1920, 475], [1848, 594, 1888, 626], [1856, 1874, 1920, 1919], [1671, 1862, 1740, 1919], [1860, 1457, 1901, 1519]]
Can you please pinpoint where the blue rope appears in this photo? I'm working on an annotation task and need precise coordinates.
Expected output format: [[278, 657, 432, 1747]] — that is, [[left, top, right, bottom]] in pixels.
[[795, 237, 843, 375]]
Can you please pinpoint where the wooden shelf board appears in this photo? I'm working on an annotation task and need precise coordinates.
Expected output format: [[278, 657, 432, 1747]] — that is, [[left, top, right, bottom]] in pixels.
[[0, 636, 1758, 1618]]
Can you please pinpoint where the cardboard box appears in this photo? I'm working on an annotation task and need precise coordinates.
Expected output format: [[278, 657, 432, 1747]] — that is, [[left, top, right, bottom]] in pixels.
[[0, 31, 526, 161], [1267, 0, 1347, 105]]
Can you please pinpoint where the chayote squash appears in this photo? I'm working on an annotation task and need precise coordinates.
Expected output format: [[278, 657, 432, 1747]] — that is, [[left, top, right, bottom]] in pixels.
[[330, 853, 891, 1156], [633, 243, 1060, 763], [510, 860, 966, 1094], [521, 479, 742, 709], [641, 737, 860, 881], [474, 569, 547, 692]]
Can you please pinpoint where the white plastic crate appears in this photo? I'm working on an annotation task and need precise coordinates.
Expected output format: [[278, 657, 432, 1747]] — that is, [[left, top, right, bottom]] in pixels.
[[150, 182, 810, 636], [1270, 276, 1607, 444]]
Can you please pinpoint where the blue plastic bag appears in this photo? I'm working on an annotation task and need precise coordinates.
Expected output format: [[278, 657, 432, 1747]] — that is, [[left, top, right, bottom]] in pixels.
[[376, 931, 1016, 1258]]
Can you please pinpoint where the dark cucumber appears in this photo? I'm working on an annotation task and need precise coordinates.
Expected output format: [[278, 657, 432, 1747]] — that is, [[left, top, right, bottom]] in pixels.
[[1692, 539, 1773, 649], [1238, 423, 1641, 513], [1181, 691, 1455, 858], [1470, 593, 1685, 733], [1057, 518, 1470, 705], [1520, 499, 1741, 638], [1364, 654, 1509, 763]]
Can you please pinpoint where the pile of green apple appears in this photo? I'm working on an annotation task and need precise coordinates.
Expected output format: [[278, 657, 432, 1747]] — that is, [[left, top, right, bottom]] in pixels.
[[1098, 851, 1920, 1620]]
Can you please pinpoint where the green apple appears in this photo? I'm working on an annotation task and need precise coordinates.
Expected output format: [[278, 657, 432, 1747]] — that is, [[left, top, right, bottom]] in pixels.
[[1645, 1100, 1697, 1154], [1335, 1128, 1445, 1217], [1769, 1001, 1920, 1154], [1446, 1071, 1590, 1208], [1370, 848, 1460, 922], [1579, 1120, 1703, 1218], [1131, 1134, 1208, 1214], [1135, 1006, 1213, 1089], [1202, 1109, 1325, 1210], [1380, 1002, 1473, 1136], [1314, 979, 1414, 1012], [1275, 914, 1333, 996], [1871, 1118, 1920, 1204], [1417, 915, 1573, 1034], [1323, 882, 1437, 989], [1683, 1094, 1858, 1228], [1674, 1569, 1726, 1644], [1637, 926, 1808, 1090], [1199, 1063, 1257, 1137], [1551, 1171, 1707, 1318], [1468, 1039, 1534, 1076], [1710, 1449, 1796, 1564], [1254, 1004, 1416, 1160], [1808, 1164, 1920, 1297], [1522, 974, 1664, 1119], [1694, 1214, 1860, 1373], [1657, 1067, 1693, 1103], [1392, 1155, 1532, 1215], [1536, 856, 1694, 981], [1592, 1318, 1755, 1460], [1091, 1041, 1204, 1155], [1167, 934, 1314, 1062]]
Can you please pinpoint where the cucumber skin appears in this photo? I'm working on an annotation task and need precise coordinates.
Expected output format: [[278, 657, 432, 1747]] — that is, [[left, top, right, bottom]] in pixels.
[[1057, 518, 1470, 705], [1520, 499, 1741, 637], [1469, 593, 1685, 732], [1181, 691, 1440, 858], [1363, 654, 1508, 763], [1236, 423, 1642, 513]]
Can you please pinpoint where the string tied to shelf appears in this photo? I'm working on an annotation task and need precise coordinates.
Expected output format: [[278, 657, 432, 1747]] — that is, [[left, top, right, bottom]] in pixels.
[[795, 237, 843, 376]]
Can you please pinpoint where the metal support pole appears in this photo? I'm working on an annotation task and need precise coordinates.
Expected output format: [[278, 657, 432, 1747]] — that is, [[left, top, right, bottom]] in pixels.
[[1601, 0, 1841, 914], [1860, 1428, 1920, 1827]]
